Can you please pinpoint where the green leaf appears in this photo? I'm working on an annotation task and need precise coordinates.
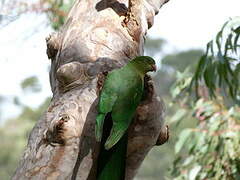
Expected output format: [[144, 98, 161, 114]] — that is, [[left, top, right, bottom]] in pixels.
[[203, 60, 217, 97], [234, 63, 240, 77], [224, 33, 233, 55], [169, 109, 187, 124], [217, 51, 225, 63], [234, 33, 240, 53], [175, 129, 192, 154], [189, 165, 201, 180], [233, 26, 240, 34], [216, 31, 223, 53], [206, 40, 213, 55], [220, 20, 229, 32], [182, 156, 194, 166]]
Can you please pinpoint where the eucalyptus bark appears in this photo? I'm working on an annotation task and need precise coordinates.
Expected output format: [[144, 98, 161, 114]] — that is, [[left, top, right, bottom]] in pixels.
[[13, 0, 169, 179]]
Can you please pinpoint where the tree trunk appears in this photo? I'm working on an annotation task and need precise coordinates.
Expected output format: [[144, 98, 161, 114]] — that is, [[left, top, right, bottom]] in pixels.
[[13, 0, 169, 179]]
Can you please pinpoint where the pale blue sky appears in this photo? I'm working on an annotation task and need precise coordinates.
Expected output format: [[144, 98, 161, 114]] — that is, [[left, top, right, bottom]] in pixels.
[[0, 0, 239, 122]]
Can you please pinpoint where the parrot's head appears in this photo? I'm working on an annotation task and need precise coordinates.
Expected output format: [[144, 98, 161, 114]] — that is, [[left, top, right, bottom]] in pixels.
[[133, 56, 156, 73]]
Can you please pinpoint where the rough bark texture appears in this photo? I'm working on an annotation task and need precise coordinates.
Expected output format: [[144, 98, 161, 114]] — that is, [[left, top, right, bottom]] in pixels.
[[13, 0, 169, 179]]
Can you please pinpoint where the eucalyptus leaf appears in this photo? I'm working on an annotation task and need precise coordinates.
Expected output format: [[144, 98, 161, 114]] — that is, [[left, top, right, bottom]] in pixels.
[[170, 109, 187, 124], [175, 129, 192, 154], [189, 165, 201, 180]]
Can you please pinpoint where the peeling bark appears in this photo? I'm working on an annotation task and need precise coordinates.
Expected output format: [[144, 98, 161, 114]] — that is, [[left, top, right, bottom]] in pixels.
[[13, 0, 169, 179]]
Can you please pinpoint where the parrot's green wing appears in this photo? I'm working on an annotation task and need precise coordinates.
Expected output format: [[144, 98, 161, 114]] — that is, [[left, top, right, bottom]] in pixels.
[[104, 71, 144, 149], [95, 71, 120, 142]]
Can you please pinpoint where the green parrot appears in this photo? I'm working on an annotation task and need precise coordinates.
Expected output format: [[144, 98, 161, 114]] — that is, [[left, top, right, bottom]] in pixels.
[[95, 56, 156, 180]]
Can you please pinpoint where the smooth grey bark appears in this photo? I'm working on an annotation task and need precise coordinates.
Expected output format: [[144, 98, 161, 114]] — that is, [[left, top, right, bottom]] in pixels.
[[13, 0, 169, 179]]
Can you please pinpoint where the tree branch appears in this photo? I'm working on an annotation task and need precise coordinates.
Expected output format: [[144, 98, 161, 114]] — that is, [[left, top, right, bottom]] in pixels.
[[13, 0, 170, 179]]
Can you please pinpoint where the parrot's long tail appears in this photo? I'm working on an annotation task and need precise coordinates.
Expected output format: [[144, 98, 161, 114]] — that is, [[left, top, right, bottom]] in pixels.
[[97, 113, 127, 180]]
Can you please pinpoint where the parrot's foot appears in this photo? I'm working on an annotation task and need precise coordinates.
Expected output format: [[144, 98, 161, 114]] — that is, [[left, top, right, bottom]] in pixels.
[[97, 72, 108, 95], [95, 114, 106, 142], [104, 128, 126, 150]]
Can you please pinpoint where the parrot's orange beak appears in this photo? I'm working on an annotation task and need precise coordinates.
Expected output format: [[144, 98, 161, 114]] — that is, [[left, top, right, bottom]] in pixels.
[[152, 64, 157, 72]]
